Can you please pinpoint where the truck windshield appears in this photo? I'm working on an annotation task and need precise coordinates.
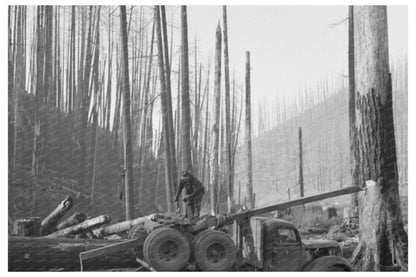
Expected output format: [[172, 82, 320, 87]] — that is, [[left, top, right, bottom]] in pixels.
[[274, 228, 298, 244]]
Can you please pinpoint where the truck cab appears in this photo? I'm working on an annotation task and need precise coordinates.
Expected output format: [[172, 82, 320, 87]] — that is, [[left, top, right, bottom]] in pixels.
[[235, 217, 352, 271]]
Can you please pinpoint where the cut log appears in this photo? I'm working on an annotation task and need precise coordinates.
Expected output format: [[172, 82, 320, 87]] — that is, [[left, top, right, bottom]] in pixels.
[[93, 214, 155, 239], [46, 215, 111, 238], [56, 212, 87, 230], [13, 217, 41, 237], [41, 196, 74, 235], [8, 236, 137, 271]]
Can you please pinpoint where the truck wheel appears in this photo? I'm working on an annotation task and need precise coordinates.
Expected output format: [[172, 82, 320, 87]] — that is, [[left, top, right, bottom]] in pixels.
[[192, 230, 236, 271], [143, 227, 190, 271], [128, 223, 147, 258]]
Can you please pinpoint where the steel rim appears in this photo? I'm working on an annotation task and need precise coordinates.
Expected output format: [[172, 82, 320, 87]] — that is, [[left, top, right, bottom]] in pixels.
[[206, 243, 227, 264], [158, 240, 179, 262]]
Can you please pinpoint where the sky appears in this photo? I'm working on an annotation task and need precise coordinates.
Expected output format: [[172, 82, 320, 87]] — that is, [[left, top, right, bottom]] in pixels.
[[181, 6, 408, 104]]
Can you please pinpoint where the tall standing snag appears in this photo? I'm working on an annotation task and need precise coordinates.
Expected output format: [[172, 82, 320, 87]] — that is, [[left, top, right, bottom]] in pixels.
[[155, 5, 174, 211], [180, 6, 193, 173], [245, 51, 254, 209], [211, 23, 222, 215], [223, 6, 233, 212], [119, 5, 135, 220], [350, 6, 407, 271]]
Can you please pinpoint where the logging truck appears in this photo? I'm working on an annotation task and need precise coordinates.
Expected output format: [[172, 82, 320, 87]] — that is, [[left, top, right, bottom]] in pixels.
[[78, 186, 361, 271]]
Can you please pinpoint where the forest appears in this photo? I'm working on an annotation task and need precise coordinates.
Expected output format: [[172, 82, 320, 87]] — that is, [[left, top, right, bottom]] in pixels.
[[8, 5, 408, 272]]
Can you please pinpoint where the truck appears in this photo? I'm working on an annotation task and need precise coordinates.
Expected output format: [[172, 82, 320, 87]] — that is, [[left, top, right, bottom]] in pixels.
[[79, 186, 362, 271]]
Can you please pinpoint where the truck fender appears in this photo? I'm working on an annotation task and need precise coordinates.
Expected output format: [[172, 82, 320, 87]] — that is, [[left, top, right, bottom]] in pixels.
[[304, 255, 353, 271]]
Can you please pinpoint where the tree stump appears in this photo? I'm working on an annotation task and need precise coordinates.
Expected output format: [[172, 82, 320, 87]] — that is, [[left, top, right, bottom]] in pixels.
[[13, 217, 41, 237]]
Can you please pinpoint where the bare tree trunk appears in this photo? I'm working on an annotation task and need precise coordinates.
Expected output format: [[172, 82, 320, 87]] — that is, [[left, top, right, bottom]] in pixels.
[[161, 5, 178, 193], [245, 51, 254, 209], [119, 5, 135, 220], [155, 6, 173, 212], [298, 127, 304, 197], [211, 23, 222, 215], [180, 6, 193, 172], [348, 6, 359, 219], [350, 6, 407, 271], [223, 6, 233, 212]]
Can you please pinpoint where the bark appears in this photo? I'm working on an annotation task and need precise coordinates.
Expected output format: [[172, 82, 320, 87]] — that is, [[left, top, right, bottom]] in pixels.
[[161, 5, 178, 194], [180, 6, 193, 172], [155, 6, 173, 211], [245, 51, 254, 209], [211, 23, 222, 215], [8, 236, 137, 271], [120, 6, 135, 220], [56, 212, 87, 231], [46, 215, 111, 238], [41, 196, 74, 235], [223, 6, 233, 212], [350, 6, 407, 271], [348, 5, 359, 218], [92, 214, 155, 238], [298, 127, 304, 197]]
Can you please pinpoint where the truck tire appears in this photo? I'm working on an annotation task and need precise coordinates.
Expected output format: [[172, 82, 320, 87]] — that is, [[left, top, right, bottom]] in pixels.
[[192, 230, 236, 271], [143, 227, 190, 271], [304, 256, 353, 271], [128, 223, 147, 258]]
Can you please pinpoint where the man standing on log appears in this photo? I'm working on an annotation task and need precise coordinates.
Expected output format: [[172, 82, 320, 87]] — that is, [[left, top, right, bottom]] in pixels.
[[174, 171, 205, 219]]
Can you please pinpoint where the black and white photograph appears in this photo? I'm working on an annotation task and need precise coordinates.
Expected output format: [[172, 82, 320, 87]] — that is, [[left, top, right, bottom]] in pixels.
[[5, 2, 411, 272]]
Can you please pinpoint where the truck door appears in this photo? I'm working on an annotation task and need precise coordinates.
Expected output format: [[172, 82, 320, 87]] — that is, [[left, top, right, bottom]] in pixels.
[[268, 228, 308, 271]]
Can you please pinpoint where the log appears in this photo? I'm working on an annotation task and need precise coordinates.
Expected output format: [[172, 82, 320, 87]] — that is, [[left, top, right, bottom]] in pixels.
[[46, 215, 111, 238], [41, 196, 73, 235], [56, 212, 87, 230], [13, 217, 41, 237], [93, 214, 155, 239], [8, 236, 137, 271]]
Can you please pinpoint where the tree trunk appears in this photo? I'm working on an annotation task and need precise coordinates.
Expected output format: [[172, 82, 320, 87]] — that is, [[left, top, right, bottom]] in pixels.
[[93, 214, 155, 238], [348, 5, 359, 219], [41, 196, 74, 235], [46, 215, 111, 238], [350, 6, 407, 271], [180, 6, 193, 172], [245, 51, 254, 209], [298, 127, 304, 198], [211, 23, 222, 215], [155, 6, 173, 211], [161, 5, 178, 195], [223, 6, 233, 213], [119, 6, 135, 220], [56, 212, 87, 231]]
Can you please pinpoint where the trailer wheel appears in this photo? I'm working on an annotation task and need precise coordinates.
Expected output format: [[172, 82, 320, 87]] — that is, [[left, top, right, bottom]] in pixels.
[[143, 227, 190, 271], [128, 223, 147, 258], [192, 230, 236, 271]]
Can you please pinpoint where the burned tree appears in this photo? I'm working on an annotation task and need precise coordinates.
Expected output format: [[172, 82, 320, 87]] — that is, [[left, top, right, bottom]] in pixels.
[[350, 6, 407, 271], [211, 23, 222, 215], [180, 6, 193, 172], [245, 51, 254, 209], [119, 5, 135, 220]]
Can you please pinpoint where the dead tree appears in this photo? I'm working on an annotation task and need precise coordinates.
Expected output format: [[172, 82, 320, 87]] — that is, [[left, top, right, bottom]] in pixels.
[[155, 6, 174, 211], [211, 23, 222, 215], [180, 6, 193, 172], [245, 51, 254, 209], [223, 6, 233, 212], [348, 5, 359, 218], [350, 6, 408, 271], [298, 127, 304, 197], [161, 5, 178, 194], [119, 5, 135, 220]]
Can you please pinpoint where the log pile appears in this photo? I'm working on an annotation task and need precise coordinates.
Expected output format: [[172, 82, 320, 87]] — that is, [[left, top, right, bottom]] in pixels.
[[9, 196, 150, 271]]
